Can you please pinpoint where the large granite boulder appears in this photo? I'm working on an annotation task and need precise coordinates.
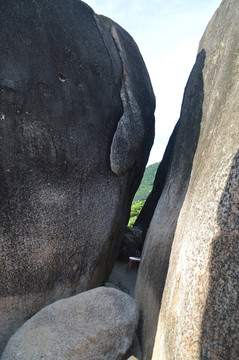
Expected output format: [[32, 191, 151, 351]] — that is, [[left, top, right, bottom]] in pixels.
[[0, 0, 155, 354], [135, 0, 239, 359], [1, 287, 139, 360]]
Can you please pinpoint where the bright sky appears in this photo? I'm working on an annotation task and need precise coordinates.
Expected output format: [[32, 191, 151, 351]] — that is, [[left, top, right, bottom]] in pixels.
[[83, 0, 222, 164]]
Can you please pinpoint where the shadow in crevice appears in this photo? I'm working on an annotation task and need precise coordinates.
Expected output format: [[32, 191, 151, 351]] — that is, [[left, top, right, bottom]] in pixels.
[[200, 150, 239, 359], [136, 49, 206, 360]]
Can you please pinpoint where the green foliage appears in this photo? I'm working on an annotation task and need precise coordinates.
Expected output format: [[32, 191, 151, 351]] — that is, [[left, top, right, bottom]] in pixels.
[[128, 162, 159, 227], [128, 200, 146, 227], [133, 162, 159, 202], [103, 20, 111, 29]]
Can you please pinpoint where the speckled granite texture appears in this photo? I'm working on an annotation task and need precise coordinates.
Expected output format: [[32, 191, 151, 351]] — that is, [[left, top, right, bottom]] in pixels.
[[135, 0, 239, 359]]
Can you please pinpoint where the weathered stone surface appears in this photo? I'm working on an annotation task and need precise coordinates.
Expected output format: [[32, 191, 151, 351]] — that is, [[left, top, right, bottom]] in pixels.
[[1, 287, 139, 360], [135, 0, 239, 359], [0, 0, 155, 354]]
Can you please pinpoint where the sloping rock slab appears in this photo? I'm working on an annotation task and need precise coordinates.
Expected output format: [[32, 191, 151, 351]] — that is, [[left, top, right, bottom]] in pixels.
[[1, 287, 139, 360]]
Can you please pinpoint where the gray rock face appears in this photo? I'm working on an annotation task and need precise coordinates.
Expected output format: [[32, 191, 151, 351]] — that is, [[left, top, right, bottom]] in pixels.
[[135, 0, 239, 359], [1, 287, 139, 360], [0, 0, 155, 354]]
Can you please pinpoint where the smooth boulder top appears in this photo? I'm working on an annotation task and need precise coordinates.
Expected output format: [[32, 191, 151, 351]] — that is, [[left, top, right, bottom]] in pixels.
[[1, 287, 139, 360]]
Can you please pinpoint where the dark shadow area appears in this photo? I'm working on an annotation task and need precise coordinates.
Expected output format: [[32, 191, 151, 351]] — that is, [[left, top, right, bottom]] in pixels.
[[200, 150, 239, 359], [135, 49, 206, 360]]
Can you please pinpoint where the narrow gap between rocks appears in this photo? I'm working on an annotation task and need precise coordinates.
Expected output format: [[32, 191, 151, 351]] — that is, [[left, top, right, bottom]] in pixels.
[[105, 162, 160, 298], [104, 259, 139, 297]]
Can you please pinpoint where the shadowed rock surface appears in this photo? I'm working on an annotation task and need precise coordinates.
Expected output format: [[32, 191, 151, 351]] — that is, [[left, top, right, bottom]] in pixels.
[[1, 287, 139, 360], [118, 226, 143, 262], [135, 0, 239, 359], [0, 0, 155, 354]]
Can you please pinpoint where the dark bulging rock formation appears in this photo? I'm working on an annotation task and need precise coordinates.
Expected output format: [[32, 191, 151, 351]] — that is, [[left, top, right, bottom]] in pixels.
[[0, 0, 155, 353], [135, 0, 239, 359]]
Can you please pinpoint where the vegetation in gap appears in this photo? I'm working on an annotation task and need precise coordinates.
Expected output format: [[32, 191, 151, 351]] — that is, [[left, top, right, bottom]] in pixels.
[[128, 162, 159, 227], [128, 200, 146, 227], [133, 162, 159, 202]]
